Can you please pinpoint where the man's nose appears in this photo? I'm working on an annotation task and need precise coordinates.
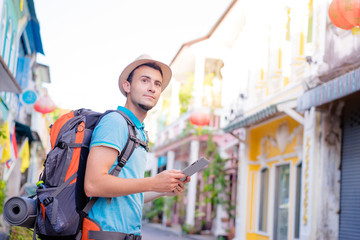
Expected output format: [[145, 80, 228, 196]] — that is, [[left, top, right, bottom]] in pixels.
[[148, 82, 156, 92]]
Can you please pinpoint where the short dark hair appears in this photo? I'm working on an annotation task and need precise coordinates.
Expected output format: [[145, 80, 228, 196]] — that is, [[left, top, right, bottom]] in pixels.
[[127, 62, 163, 83]]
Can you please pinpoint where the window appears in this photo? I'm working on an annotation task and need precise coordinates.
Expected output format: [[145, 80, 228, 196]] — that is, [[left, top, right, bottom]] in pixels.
[[3, 19, 11, 63], [9, 31, 16, 71], [273, 164, 290, 240], [0, 5, 7, 55], [294, 163, 302, 238], [258, 168, 269, 232]]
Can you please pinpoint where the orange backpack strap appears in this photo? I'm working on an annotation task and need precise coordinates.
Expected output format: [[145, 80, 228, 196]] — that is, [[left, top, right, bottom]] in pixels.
[[81, 217, 101, 240], [81, 217, 141, 240], [49, 111, 75, 150]]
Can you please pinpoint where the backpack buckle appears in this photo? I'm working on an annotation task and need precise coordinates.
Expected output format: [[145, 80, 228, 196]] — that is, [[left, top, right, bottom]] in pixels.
[[125, 234, 141, 240], [57, 142, 66, 149], [43, 197, 53, 206], [125, 234, 134, 240], [118, 157, 127, 167], [129, 135, 138, 142]]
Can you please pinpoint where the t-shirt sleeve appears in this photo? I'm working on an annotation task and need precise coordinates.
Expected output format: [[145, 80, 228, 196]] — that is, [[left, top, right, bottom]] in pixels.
[[90, 112, 129, 154]]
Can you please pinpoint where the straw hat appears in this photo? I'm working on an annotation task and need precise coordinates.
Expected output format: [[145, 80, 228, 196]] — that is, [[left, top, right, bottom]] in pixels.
[[118, 54, 172, 96]]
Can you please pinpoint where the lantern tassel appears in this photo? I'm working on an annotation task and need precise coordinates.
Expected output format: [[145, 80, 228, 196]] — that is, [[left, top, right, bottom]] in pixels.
[[352, 27, 360, 35], [196, 126, 202, 136]]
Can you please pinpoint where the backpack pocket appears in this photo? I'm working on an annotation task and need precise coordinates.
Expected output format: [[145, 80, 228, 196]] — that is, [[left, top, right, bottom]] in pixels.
[[44, 129, 77, 187], [36, 184, 79, 236], [44, 145, 71, 187]]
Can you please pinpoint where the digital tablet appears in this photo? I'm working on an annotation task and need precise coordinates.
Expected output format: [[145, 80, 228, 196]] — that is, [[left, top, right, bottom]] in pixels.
[[180, 157, 210, 181]]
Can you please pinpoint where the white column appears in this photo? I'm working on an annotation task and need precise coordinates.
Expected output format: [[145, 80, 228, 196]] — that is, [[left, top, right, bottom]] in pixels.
[[233, 141, 249, 240], [185, 140, 200, 226], [214, 149, 229, 236], [145, 153, 158, 177], [300, 107, 317, 239], [166, 151, 175, 170], [193, 56, 205, 108], [162, 151, 175, 226]]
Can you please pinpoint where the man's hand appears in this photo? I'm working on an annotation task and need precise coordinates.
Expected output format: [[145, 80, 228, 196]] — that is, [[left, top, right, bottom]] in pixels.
[[151, 169, 187, 192], [144, 175, 191, 202], [164, 176, 190, 197]]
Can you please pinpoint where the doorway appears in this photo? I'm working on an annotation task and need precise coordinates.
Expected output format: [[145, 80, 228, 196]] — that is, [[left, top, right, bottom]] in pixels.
[[273, 164, 290, 240]]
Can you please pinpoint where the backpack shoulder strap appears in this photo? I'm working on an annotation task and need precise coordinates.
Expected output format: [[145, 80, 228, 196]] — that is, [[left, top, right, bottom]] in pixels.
[[80, 109, 149, 216], [109, 109, 149, 176]]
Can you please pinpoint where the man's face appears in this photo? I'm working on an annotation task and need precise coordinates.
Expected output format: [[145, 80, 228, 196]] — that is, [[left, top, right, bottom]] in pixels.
[[127, 65, 163, 112]]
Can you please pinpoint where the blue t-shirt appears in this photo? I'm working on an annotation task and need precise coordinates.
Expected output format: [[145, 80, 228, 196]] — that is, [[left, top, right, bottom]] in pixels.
[[88, 106, 147, 235]]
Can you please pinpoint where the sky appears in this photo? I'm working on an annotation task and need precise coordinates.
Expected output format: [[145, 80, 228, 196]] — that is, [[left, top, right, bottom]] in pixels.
[[34, 0, 233, 112]]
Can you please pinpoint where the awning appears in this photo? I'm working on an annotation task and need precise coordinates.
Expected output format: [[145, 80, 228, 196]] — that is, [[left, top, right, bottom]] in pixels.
[[25, 0, 44, 55], [15, 121, 40, 143], [25, 20, 44, 55], [15, 56, 31, 89], [0, 56, 21, 93], [224, 104, 279, 132], [297, 67, 360, 112]]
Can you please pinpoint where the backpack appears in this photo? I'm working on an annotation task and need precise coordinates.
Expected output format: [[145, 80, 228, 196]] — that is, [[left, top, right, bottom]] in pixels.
[[33, 108, 149, 240]]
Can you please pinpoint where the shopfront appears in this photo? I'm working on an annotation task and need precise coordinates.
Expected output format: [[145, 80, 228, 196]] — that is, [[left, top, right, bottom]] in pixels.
[[245, 115, 303, 240], [338, 93, 360, 239], [297, 66, 360, 240], [225, 104, 304, 240]]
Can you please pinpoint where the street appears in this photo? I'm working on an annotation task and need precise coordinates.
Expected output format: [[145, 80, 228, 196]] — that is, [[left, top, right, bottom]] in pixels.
[[141, 223, 205, 240], [142, 223, 187, 240]]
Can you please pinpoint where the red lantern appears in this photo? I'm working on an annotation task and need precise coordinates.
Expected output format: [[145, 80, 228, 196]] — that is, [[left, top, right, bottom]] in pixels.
[[329, 0, 360, 33], [329, 0, 353, 30], [338, 0, 360, 27], [34, 95, 56, 114], [190, 111, 211, 126]]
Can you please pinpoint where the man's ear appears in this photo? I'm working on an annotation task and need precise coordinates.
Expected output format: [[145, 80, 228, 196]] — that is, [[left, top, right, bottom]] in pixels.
[[123, 80, 131, 94]]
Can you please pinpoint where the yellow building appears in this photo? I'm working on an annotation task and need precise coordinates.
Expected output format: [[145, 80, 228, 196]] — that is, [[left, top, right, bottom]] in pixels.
[[225, 101, 304, 240]]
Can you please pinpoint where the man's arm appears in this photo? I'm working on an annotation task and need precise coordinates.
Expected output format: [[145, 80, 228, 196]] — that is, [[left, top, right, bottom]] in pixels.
[[84, 145, 186, 198], [144, 192, 165, 203]]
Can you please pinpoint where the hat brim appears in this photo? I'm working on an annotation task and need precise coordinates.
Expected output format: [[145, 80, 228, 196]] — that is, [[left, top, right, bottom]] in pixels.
[[118, 58, 172, 96]]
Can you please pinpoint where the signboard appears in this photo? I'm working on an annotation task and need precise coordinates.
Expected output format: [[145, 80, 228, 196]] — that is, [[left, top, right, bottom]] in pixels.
[[20, 90, 37, 105]]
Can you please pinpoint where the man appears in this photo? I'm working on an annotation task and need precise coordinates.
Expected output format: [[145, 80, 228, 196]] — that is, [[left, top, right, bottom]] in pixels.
[[84, 55, 189, 238]]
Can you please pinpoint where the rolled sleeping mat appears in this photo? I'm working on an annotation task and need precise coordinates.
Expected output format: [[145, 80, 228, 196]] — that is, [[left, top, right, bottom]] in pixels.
[[3, 196, 37, 228]]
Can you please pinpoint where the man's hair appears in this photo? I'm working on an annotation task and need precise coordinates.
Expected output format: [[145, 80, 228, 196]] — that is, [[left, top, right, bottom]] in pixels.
[[127, 62, 163, 83]]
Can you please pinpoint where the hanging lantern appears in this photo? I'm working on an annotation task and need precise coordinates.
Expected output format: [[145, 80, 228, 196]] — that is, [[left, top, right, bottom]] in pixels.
[[329, 0, 360, 34], [34, 95, 56, 114], [329, 0, 353, 30], [190, 111, 211, 126], [338, 0, 360, 27]]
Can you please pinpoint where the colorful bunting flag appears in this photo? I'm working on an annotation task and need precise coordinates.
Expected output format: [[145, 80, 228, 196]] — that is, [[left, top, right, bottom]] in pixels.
[[11, 125, 18, 159], [0, 121, 11, 163], [19, 138, 30, 173]]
